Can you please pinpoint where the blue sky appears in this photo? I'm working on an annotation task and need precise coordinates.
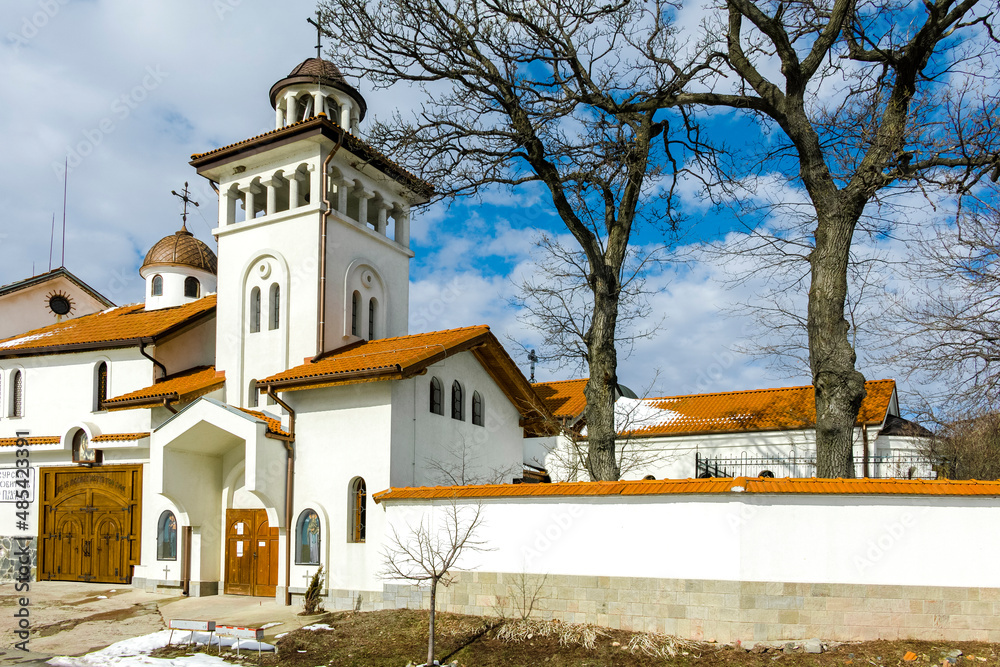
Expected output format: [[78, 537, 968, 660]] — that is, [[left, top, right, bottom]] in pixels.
[[0, 0, 941, 406]]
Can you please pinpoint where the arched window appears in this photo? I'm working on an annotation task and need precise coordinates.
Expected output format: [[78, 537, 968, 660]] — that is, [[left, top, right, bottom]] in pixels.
[[151, 275, 163, 296], [472, 391, 484, 426], [351, 291, 360, 336], [94, 362, 108, 412], [157, 510, 177, 560], [269, 283, 280, 330], [350, 478, 366, 543], [11, 370, 23, 418], [249, 287, 261, 333], [294, 94, 314, 122], [451, 381, 464, 421], [248, 380, 258, 408], [296, 509, 322, 564], [184, 277, 200, 298], [429, 377, 443, 415], [368, 298, 377, 341]]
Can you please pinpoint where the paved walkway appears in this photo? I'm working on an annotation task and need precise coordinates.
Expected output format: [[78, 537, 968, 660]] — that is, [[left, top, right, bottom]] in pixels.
[[0, 581, 319, 660]]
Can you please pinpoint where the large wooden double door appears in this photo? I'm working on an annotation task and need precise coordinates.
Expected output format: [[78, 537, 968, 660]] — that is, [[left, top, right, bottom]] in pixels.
[[39, 466, 141, 583], [224, 509, 278, 597]]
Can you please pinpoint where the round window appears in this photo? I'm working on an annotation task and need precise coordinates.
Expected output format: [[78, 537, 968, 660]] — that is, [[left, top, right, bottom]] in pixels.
[[48, 294, 72, 315]]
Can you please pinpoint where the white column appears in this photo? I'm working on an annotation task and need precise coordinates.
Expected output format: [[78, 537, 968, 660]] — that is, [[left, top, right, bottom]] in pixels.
[[285, 91, 298, 124], [275, 104, 284, 130], [375, 200, 388, 235], [224, 188, 237, 226], [240, 183, 262, 220], [332, 178, 350, 215], [262, 177, 279, 216], [288, 172, 302, 209], [393, 206, 410, 247], [313, 92, 323, 118], [355, 186, 374, 226], [340, 102, 352, 130]]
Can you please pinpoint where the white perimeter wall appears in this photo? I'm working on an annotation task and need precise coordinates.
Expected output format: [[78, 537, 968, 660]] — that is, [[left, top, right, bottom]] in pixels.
[[381, 493, 1000, 590]]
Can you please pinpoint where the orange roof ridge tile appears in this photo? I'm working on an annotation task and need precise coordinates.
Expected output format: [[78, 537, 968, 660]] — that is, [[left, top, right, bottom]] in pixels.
[[532, 378, 587, 386], [104, 365, 225, 409], [374, 476, 1000, 502], [649, 378, 896, 403]]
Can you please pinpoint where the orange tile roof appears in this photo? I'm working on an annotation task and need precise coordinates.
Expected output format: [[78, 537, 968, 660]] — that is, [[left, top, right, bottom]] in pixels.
[[530, 378, 897, 437], [91, 432, 150, 443], [260, 326, 493, 388], [236, 408, 290, 438], [0, 436, 60, 448], [190, 115, 434, 198], [0, 295, 216, 357], [632, 379, 896, 436], [532, 378, 588, 420], [259, 325, 553, 431], [104, 366, 225, 410], [373, 476, 1000, 502]]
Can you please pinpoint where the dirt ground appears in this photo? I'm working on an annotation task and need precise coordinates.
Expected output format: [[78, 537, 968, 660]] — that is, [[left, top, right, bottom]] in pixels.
[[153, 609, 1000, 667], [0, 581, 323, 660]]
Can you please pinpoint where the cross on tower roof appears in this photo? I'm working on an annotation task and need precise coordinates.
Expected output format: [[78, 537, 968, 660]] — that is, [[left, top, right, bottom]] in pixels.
[[307, 11, 323, 61], [170, 182, 199, 232]]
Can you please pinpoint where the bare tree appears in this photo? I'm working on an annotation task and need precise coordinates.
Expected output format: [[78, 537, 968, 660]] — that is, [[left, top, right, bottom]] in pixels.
[[922, 412, 1000, 480], [512, 233, 666, 375], [641, 0, 1000, 476], [319, 0, 714, 480], [426, 437, 520, 486], [879, 199, 1000, 415], [382, 501, 489, 666]]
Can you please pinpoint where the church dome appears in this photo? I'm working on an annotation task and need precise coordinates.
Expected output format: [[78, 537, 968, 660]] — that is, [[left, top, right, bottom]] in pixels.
[[269, 58, 367, 121], [142, 228, 218, 275]]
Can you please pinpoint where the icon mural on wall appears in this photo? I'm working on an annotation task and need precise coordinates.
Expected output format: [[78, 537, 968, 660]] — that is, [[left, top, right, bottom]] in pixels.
[[72, 429, 99, 465]]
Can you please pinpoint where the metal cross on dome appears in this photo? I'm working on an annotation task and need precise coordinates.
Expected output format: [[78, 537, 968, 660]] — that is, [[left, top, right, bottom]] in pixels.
[[170, 182, 199, 231], [307, 11, 323, 61]]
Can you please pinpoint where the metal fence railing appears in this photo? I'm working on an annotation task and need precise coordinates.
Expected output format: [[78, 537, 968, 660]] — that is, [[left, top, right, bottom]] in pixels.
[[694, 452, 939, 480]]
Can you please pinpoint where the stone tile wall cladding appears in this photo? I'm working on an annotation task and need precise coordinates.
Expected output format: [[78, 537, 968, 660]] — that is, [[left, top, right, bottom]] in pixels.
[[317, 572, 1000, 643], [0, 536, 36, 583]]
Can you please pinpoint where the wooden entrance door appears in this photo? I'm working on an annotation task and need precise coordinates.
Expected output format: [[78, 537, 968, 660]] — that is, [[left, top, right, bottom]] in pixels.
[[39, 466, 141, 583], [224, 509, 278, 597]]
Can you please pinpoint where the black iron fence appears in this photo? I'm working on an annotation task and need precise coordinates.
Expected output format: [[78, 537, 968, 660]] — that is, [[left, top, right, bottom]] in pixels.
[[694, 452, 939, 480]]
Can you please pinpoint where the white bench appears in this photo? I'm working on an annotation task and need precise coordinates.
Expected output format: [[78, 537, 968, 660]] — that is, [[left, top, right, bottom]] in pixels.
[[215, 624, 268, 657], [167, 619, 216, 647]]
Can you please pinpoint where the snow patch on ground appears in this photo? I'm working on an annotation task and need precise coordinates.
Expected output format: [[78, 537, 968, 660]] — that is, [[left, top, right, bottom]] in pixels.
[[301, 623, 334, 631], [47, 629, 275, 666]]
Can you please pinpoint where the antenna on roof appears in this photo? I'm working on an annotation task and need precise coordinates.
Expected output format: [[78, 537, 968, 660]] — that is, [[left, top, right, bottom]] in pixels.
[[528, 349, 537, 383], [61, 157, 67, 268], [48, 213, 55, 272], [170, 182, 199, 232]]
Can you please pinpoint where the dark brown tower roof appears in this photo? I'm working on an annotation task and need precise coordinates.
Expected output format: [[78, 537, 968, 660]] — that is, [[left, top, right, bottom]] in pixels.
[[141, 228, 218, 275], [269, 58, 367, 121]]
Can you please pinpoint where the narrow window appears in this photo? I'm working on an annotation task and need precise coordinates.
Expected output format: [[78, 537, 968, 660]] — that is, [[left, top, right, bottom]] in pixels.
[[472, 391, 484, 426], [350, 478, 366, 542], [151, 275, 163, 296], [184, 277, 200, 298], [248, 380, 258, 408], [12, 370, 22, 418], [451, 381, 464, 421], [296, 509, 321, 564], [269, 283, 280, 330], [351, 291, 359, 336], [250, 287, 261, 333], [324, 97, 341, 124], [157, 511, 177, 560], [95, 362, 108, 412], [429, 377, 443, 415], [368, 298, 377, 341]]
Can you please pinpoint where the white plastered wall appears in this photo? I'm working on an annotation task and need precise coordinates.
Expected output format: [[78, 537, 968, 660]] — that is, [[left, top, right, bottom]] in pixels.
[[381, 493, 1000, 589]]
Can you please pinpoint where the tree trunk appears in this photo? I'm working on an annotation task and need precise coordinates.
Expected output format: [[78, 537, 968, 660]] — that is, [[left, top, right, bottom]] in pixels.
[[808, 207, 867, 478], [427, 578, 437, 667], [584, 270, 621, 481]]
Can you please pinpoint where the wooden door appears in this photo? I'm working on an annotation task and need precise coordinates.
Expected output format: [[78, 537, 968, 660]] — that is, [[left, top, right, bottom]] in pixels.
[[224, 509, 278, 597], [39, 466, 141, 583]]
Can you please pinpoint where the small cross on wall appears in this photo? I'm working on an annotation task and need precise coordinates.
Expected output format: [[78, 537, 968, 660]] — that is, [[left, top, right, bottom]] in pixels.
[[163, 565, 171, 581]]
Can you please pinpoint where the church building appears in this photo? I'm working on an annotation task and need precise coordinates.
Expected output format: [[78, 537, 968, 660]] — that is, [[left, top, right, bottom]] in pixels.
[[0, 58, 548, 600]]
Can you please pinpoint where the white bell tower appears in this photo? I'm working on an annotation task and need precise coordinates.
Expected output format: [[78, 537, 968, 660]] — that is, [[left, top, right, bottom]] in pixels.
[[190, 57, 432, 409]]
